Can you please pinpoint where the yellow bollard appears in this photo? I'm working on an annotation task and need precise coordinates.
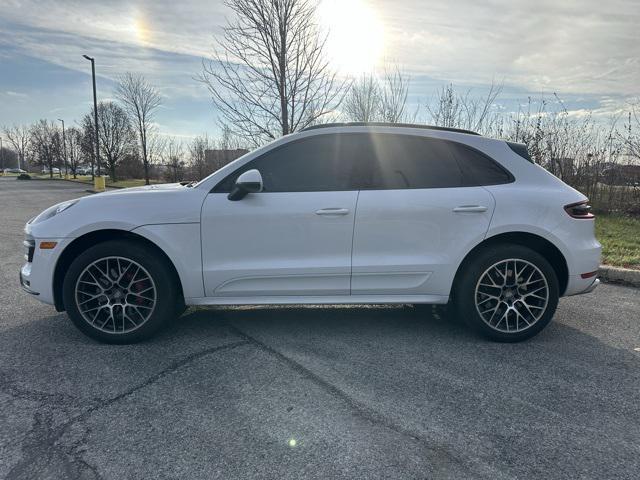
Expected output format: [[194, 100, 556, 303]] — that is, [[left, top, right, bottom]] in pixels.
[[94, 176, 106, 192]]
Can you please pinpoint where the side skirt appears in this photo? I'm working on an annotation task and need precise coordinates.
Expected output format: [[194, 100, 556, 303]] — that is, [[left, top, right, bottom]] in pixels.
[[185, 294, 449, 306]]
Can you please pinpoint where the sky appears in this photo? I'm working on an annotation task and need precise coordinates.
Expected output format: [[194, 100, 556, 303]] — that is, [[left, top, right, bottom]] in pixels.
[[0, 0, 638, 139]]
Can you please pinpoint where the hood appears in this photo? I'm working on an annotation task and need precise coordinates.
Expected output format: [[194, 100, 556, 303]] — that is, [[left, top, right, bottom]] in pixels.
[[26, 181, 205, 238], [95, 182, 187, 196]]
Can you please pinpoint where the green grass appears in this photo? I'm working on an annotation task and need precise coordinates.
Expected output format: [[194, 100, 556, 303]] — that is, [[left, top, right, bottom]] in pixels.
[[27, 174, 161, 189], [596, 214, 640, 269], [104, 178, 163, 188]]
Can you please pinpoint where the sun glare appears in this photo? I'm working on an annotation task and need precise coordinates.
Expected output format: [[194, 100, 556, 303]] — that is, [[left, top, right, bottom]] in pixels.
[[131, 9, 151, 45], [318, 0, 385, 75]]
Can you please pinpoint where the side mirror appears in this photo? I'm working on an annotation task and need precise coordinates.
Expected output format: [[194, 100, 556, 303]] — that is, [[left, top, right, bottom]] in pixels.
[[228, 169, 263, 201]]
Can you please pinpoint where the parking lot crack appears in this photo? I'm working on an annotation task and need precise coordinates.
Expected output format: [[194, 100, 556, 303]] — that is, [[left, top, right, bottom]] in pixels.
[[0, 371, 90, 408], [69, 339, 250, 425], [6, 340, 249, 480], [224, 324, 484, 478]]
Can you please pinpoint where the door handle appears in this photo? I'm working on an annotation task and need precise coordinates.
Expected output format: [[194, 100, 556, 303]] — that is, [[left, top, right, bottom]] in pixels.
[[316, 208, 350, 216], [453, 205, 488, 213]]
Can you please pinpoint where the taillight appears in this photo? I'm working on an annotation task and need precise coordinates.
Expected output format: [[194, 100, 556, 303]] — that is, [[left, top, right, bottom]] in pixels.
[[564, 200, 594, 219]]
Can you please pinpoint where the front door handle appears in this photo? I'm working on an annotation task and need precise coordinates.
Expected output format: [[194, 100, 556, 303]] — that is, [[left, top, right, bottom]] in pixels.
[[453, 205, 488, 213], [316, 208, 350, 216]]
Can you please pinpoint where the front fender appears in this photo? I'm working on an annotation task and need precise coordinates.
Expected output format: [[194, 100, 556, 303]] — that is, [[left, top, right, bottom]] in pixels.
[[131, 224, 204, 299]]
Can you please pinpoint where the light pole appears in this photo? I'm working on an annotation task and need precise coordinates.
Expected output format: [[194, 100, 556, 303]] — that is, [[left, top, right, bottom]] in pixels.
[[57, 118, 67, 177], [0, 136, 4, 171], [83, 54, 101, 179]]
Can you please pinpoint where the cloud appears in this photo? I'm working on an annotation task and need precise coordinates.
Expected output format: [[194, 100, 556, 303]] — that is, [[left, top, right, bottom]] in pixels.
[[5, 90, 28, 98], [0, 0, 638, 136], [371, 0, 640, 96], [3, 0, 638, 96]]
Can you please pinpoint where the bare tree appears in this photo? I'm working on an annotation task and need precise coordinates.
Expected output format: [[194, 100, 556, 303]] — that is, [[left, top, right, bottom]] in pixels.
[[146, 129, 166, 172], [29, 120, 59, 177], [0, 139, 19, 170], [2, 125, 30, 170], [379, 67, 412, 123], [623, 101, 640, 161], [116, 72, 162, 184], [79, 120, 97, 178], [162, 137, 185, 182], [188, 134, 211, 180], [343, 75, 380, 122], [199, 0, 346, 146], [217, 124, 234, 148], [84, 102, 136, 182], [65, 127, 83, 178], [343, 67, 412, 123], [426, 82, 502, 135]]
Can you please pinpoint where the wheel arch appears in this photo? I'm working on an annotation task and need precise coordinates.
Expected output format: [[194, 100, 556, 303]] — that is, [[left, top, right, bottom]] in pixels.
[[452, 231, 569, 297], [53, 229, 184, 312]]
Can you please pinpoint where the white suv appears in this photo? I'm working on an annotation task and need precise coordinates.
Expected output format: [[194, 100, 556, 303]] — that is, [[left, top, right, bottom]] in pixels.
[[20, 123, 601, 343]]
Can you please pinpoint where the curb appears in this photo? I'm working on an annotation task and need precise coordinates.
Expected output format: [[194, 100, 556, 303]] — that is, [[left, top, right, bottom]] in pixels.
[[598, 265, 640, 288]]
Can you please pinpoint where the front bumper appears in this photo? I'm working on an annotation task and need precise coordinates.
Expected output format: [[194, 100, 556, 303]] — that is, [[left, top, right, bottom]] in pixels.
[[18, 237, 70, 306], [19, 264, 39, 295]]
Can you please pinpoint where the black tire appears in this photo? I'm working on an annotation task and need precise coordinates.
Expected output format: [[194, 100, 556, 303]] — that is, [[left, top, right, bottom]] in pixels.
[[62, 240, 178, 344], [453, 244, 559, 342]]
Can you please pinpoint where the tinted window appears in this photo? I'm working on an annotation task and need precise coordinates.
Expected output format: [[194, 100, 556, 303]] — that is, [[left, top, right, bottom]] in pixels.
[[213, 134, 353, 192], [344, 134, 464, 189], [452, 144, 513, 186], [213, 132, 510, 193]]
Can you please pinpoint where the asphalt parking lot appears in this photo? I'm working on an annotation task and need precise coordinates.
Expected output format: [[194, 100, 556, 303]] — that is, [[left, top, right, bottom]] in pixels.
[[1, 176, 639, 479]]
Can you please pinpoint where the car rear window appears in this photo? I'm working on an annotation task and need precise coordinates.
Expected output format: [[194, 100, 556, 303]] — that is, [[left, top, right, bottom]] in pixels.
[[450, 143, 513, 186]]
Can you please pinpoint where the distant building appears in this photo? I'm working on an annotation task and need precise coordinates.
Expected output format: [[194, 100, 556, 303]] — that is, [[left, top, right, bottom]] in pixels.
[[205, 149, 249, 172], [602, 164, 640, 186]]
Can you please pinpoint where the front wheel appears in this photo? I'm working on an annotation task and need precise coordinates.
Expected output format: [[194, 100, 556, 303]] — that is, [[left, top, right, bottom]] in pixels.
[[62, 240, 178, 344], [454, 245, 559, 342]]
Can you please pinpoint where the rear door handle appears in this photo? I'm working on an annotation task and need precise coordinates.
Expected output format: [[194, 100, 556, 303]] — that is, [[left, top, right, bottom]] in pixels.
[[453, 205, 488, 213], [316, 208, 350, 216]]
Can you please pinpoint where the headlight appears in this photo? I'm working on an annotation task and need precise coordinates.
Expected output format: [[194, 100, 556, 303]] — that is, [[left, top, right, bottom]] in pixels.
[[31, 199, 79, 224]]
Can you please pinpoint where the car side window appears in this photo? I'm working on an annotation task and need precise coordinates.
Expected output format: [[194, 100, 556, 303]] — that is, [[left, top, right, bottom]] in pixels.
[[451, 144, 513, 186], [213, 134, 352, 192], [345, 133, 464, 189], [213, 132, 512, 193]]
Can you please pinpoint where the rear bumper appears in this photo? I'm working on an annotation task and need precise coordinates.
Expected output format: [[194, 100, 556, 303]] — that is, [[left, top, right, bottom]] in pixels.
[[576, 278, 600, 295], [565, 274, 599, 296], [581, 278, 600, 294], [563, 232, 601, 296]]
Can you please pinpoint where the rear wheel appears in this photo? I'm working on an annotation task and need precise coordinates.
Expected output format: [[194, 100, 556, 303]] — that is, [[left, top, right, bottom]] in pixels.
[[63, 240, 178, 343], [454, 244, 559, 342]]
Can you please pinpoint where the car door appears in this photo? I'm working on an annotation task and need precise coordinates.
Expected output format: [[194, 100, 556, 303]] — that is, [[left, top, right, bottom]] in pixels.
[[348, 133, 499, 297], [200, 134, 358, 298]]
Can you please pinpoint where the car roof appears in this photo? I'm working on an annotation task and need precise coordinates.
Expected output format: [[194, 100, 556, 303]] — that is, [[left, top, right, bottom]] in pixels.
[[301, 122, 480, 136]]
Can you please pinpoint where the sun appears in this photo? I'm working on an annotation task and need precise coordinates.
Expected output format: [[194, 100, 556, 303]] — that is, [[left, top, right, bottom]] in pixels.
[[318, 0, 385, 76]]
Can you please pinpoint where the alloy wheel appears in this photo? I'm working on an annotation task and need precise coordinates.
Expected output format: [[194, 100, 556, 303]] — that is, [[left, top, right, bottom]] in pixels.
[[74, 256, 157, 334], [474, 258, 549, 333]]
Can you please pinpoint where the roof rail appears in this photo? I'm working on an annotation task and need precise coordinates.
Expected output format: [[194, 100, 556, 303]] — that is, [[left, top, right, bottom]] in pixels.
[[301, 122, 480, 136]]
